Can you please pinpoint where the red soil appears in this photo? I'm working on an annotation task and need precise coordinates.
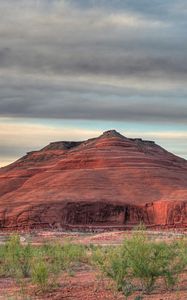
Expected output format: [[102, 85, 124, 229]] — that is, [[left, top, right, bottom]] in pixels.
[[0, 269, 186, 300]]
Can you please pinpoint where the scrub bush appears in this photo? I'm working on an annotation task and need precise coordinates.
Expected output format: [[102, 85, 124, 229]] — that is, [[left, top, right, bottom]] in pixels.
[[92, 231, 187, 296]]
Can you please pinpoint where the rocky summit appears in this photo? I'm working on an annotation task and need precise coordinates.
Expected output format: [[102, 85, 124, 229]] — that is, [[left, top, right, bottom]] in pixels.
[[0, 130, 187, 230]]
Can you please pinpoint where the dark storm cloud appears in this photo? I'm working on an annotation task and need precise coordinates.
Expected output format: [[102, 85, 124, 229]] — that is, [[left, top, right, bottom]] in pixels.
[[0, 0, 187, 123]]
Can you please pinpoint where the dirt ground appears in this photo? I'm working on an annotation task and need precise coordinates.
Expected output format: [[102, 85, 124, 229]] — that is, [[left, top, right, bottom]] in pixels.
[[0, 267, 186, 300], [0, 229, 184, 245]]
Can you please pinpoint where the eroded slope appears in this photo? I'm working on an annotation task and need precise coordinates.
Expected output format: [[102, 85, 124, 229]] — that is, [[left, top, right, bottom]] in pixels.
[[0, 130, 186, 230]]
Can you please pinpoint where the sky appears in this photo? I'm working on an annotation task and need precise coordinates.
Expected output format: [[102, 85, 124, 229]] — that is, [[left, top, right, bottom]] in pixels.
[[0, 0, 187, 167]]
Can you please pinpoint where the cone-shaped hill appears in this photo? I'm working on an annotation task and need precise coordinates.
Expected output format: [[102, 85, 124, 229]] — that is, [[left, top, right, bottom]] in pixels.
[[0, 130, 187, 230]]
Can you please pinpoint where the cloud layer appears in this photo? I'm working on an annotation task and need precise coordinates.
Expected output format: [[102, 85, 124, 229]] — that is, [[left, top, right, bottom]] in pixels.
[[0, 0, 187, 122]]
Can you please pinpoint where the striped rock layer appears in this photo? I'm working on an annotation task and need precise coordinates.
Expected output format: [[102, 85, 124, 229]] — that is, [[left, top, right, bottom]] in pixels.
[[0, 130, 187, 230]]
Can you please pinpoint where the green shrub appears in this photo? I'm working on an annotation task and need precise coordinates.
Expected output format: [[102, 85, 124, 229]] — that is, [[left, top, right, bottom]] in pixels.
[[123, 232, 164, 293], [92, 231, 187, 296], [0, 235, 33, 279], [0, 234, 87, 295], [20, 243, 33, 277], [161, 238, 187, 289], [134, 296, 143, 300], [31, 260, 49, 292], [3, 235, 23, 278], [123, 233, 186, 293], [62, 242, 86, 265], [36, 242, 86, 274], [92, 246, 134, 298]]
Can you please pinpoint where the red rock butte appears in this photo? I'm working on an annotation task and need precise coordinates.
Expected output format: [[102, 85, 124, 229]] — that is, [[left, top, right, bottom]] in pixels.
[[0, 130, 187, 230]]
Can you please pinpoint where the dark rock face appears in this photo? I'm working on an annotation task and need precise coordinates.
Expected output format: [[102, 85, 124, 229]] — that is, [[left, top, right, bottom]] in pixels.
[[0, 130, 187, 230]]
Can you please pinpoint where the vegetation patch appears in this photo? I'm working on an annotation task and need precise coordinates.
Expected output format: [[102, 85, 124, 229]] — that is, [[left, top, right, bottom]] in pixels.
[[0, 230, 186, 299], [91, 230, 187, 298]]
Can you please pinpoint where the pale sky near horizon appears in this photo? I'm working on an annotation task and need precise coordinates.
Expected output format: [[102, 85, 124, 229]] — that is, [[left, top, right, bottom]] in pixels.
[[0, 0, 187, 167]]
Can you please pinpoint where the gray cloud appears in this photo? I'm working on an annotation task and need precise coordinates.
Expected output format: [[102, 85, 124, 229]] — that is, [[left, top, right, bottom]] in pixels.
[[0, 0, 187, 123], [0, 75, 187, 123]]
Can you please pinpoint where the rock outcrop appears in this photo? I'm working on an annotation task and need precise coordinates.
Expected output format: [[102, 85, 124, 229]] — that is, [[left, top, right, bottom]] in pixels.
[[0, 130, 187, 230]]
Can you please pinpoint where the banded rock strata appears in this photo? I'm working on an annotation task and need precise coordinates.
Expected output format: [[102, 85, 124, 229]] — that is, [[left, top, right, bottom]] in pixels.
[[0, 130, 186, 230]]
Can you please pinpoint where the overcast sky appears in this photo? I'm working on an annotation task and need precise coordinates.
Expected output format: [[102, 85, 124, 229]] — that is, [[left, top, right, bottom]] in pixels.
[[0, 0, 187, 166]]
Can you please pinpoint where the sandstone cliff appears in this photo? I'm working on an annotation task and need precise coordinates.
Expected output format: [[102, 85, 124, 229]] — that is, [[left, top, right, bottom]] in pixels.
[[0, 130, 186, 230]]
